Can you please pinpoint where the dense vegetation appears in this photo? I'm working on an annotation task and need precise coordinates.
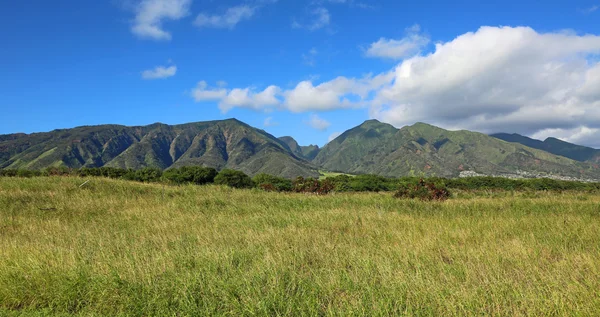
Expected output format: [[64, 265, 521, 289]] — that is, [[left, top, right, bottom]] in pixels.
[[1, 177, 599, 316], [3, 118, 600, 181], [313, 120, 600, 179], [2, 167, 600, 194], [0, 119, 319, 179]]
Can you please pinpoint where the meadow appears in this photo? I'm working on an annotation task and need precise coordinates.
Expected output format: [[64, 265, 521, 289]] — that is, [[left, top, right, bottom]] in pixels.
[[1, 177, 599, 316]]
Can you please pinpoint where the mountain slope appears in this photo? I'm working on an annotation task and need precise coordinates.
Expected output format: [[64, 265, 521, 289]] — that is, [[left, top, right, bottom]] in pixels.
[[491, 133, 600, 163], [278, 136, 321, 160], [314, 120, 600, 179], [0, 119, 319, 178]]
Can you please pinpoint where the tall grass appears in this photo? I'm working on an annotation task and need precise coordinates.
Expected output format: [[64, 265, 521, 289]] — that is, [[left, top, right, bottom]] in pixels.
[[1, 177, 599, 316]]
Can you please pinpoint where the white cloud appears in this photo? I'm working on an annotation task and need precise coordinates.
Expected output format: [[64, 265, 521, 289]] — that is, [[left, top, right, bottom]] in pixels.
[[292, 7, 330, 31], [190, 72, 393, 113], [264, 116, 279, 127], [141, 65, 177, 79], [191, 81, 228, 101], [532, 127, 600, 149], [194, 5, 256, 29], [131, 0, 191, 40], [328, 131, 342, 142], [366, 24, 430, 60], [306, 114, 331, 131], [191, 81, 281, 112], [191, 26, 600, 147], [370, 26, 600, 142], [302, 48, 318, 66]]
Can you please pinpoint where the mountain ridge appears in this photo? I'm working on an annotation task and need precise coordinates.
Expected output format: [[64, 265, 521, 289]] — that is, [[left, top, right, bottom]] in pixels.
[[491, 133, 600, 163], [2, 118, 600, 180], [0, 119, 319, 178], [314, 120, 600, 180]]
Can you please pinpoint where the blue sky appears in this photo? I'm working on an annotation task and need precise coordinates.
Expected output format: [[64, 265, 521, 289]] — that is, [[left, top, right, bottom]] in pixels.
[[1, 0, 600, 147]]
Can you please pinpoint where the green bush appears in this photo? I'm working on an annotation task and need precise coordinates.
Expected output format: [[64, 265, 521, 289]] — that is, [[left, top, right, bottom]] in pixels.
[[350, 174, 398, 192], [123, 167, 163, 183], [394, 179, 451, 201], [163, 166, 217, 185], [292, 177, 334, 194], [253, 173, 293, 192], [214, 169, 254, 189], [327, 175, 353, 192]]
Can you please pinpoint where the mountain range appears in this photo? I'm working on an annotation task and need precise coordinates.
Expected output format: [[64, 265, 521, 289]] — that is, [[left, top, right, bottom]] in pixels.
[[1, 118, 599, 180]]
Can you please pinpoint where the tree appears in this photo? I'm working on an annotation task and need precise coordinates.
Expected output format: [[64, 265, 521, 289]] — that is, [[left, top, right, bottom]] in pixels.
[[163, 166, 217, 185], [214, 169, 254, 189], [253, 173, 292, 192]]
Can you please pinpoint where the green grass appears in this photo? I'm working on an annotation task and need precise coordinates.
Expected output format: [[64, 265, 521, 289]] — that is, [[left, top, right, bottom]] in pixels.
[[318, 170, 355, 179], [1, 177, 599, 316]]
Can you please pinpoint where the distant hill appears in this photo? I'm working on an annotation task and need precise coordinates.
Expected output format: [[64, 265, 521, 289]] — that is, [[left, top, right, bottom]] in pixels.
[[278, 136, 320, 160], [3, 118, 600, 180], [313, 120, 600, 180], [0, 119, 319, 178], [491, 133, 600, 163]]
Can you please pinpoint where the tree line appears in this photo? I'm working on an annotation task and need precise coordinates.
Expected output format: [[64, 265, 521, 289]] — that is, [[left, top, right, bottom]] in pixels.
[[1, 166, 600, 194]]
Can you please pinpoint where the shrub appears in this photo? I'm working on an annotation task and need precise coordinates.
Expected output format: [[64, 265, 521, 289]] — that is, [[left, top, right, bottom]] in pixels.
[[327, 175, 353, 192], [123, 167, 163, 183], [163, 166, 217, 185], [214, 169, 254, 189], [44, 166, 72, 176], [292, 177, 334, 195], [394, 179, 451, 201], [0, 169, 18, 177], [16, 169, 42, 178], [253, 173, 293, 192], [350, 174, 397, 192]]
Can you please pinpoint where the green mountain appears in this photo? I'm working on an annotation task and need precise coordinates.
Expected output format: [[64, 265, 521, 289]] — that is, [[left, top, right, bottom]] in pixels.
[[3, 118, 600, 180], [491, 133, 600, 163], [0, 119, 319, 178], [313, 120, 600, 179], [278, 136, 321, 160]]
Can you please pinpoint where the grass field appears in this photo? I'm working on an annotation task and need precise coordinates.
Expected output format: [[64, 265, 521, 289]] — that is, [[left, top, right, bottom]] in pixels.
[[1, 177, 599, 316]]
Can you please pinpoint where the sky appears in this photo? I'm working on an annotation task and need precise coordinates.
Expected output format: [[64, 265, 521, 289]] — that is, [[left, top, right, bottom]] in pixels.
[[1, 0, 600, 148]]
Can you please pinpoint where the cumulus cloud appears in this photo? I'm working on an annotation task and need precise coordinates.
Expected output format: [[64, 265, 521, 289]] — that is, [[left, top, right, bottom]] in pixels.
[[191, 81, 280, 112], [141, 65, 177, 79], [131, 0, 191, 40], [306, 114, 331, 131], [191, 26, 600, 147], [370, 26, 600, 141], [194, 5, 256, 29], [191, 81, 228, 101], [292, 7, 330, 31], [532, 127, 600, 149], [366, 24, 430, 59], [190, 72, 393, 113]]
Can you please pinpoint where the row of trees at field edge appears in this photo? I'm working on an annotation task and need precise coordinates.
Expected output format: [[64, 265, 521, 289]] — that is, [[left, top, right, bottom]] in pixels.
[[1, 166, 600, 194]]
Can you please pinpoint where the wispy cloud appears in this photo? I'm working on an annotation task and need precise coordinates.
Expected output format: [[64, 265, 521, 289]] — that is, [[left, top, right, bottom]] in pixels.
[[141, 65, 177, 79], [328, 131, 342, 142], [365, 24, 430, 60], [306, 114, 331, 131], [264, 116, 279, 127], [292, 7, 330, 31], [302, 48, 318, 66], [130, 0, 191, 40], [194, 5, 257, 29], [580, 4, 599, 14]]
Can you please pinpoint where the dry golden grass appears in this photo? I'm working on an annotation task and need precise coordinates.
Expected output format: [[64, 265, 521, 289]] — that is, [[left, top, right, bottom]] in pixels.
[[0, 177, 599, 316]]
